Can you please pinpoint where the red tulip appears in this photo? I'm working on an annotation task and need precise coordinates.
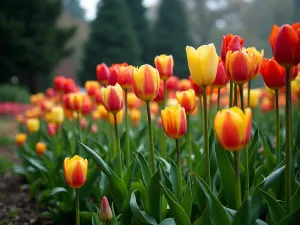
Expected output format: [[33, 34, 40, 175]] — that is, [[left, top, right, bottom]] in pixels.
[[212, 59, 229, 88], [96, 63, 110, 85], [221, 34, 244, 62]]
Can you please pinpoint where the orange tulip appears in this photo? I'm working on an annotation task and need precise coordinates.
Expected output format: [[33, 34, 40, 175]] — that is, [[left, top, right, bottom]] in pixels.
[[108, 63, 128, 86], [101, 84, 124, 114], [243, 47, 264, 79], [64, 155, 88, 189], [127, 92, 141, 109], [214, 107, 252, 151], [54, 76, 65, 92], [130, 109, 141, 126], [154, 54, 174, 80], [176, 89, 196, 115], [36, 142, 46, 155], [15, 133, 27, 146], [161, 105, 187, 139]]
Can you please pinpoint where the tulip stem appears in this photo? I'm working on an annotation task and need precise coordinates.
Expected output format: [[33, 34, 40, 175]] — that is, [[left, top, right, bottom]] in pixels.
[[146, 101, 156, 173], [285, 68, 292, 215], [124, 89, 130, 168], [187, 115, 193, 169], [199, 96, 203, 134], [113, 113, 122, 177], [217, 88, 221, 112], [161, 81, 167, 158], [175, 139, 182, 203], [275, 90, 280, 165], [75, 189, 80, 225], [234, 84, 238, 106], [229, 81, 233, 107], [248, 80, 251, 108], [233, 151, 242, 209], [202, 87, 210, 188]]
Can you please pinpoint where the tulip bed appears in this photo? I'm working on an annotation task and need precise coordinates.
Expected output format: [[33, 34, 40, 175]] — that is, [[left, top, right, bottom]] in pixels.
[[13, 23, 300, 225]]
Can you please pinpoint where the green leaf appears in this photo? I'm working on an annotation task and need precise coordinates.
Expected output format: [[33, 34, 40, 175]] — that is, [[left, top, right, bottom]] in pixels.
[[215, 141, 236, 208], [182, 175, 193, 218], [278, 207, 300, 225], [232, 197, 251, 225], [147, 169, 162, 223], [24, 156, 49, 174], [261, 190, 284, 225], [123, 158, 136, 190], [169, 160, 180, 201], [292, 185, 300, 212], [50, 187, 68, 196], [80, 211, 94, 223], [137, 152, 152, 188], [160, 183, 191, 225], [130, 190, 158, 225], [209, 130, 217, 179], [260, 131, 276, 172], [194, 176, 231, 225], [294, 115, 300, 149], [79, 166, 101, 198], [224, 207, 268, 225], [159, 218, 176, 225], [192, 210, 207, 225]]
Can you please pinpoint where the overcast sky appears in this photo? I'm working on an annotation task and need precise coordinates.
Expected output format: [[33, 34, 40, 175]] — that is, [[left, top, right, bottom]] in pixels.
[[80, 0, 158, 20]]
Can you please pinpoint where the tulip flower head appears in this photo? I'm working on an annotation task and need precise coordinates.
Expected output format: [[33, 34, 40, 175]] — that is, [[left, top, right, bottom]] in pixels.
[[154, 80, 164, 103], [176, 89, 196, 115], [161, 105, 187, 139], [101, 83, 124, 114], [127, 92, 141, 109], [118, 65, 133, 89], [63, 78, 76, 94], [96, 63, 110, 85], [97, 105, 109, 120], [99, 196, 113, 223], [186, 44, 219, 87], [36, 142, 46, 155], [132, 64, 160, 101], [109, 110, 123, 125], [221, 34, 244, 62], [64, 155, 88, 189], [47, 122, 57, 136], [130, 109, 141, 126], [269, 23, 300, 67], [154, 54, 174, 80], [243, 47, 264, 79], [15, 133, 27, 146], [166, 76, 179, 91], [214, 107, 252, 151], [51, 106, 64, 124], [190, 76, 203, 96], [108, 63, 128, 86], [85, 81, 100, 97], [26, 118, 40, 133], [54, 76, 65, 92], [178, 79, 191, 91], [212, 59, 229, 88]]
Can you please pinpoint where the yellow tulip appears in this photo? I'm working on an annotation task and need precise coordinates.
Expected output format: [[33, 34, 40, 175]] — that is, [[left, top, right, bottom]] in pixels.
[[26, 118, 40, 133], [51, 106, 64, 124], [243, 47, 264, 79], [15, 133, 27, 146]]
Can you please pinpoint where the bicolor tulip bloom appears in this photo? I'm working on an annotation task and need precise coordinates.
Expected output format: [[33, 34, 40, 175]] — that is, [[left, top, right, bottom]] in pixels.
[[26, 118, 40, 133], [189, 76, 203, 96], [15, 133, 27, 146], [36, 142, 46, 156], [96, 63, 110, 85], [63, 78, 76, 94], [212, 59, 229, 88], [161, 105, 187, 139], [166, 76, 179, 91], [132, 64, 160, 101], [214, 107, 252, 151], [64, 155, 88, 189], [176, 89, 196, 115], [118, 65, 133, 89], [127, 92, 141, 109], [186, 44, 219, 87], [101, 83, 124, 114], [51, 106, 64, 124], [220, 34, 244, 62], [269, 23, 300, 67], [85, 81, 100, 97], [99, 197, 113, 223], [108, 63, 128, 86], [243, 47, 264, 79], [69, 93, 84, 112], [225, 50, 252, 85], [178, 79, 191, 91], [260, 58, 286, 90], [154, 54, 174, 80]]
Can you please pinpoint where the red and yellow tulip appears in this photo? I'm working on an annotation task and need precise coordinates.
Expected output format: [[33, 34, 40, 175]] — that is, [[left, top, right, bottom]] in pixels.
[[64, 155, 88, 189], [96, 63, 110, 85], [176, 89, 196, 115], [101, 83, 124, 114], [154, 54, 174, 80], [15, 133, 27, 146], [243, 47, 264, 79], [36, 142, 46, 155], [221, 34, 244, 62]]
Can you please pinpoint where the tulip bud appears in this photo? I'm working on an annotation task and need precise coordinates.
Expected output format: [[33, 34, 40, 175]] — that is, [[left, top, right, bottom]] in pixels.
[[154, 54, 174, 80], [189, 76, 203, 96], [64, 155, 88, 188], [178, 79, 191, 92], [211, 59, 229, 88], [176, 89, 196, 115], [154, 80, 164, 103], [101, 83, 124, 114], [26, 118, 40, 133], [99, 197, 113, 223], [96, 63, 110, 85], [63, 78, 76, 94], [36, 142, 46, 155], [85, 81, 100, 97], [47, 122, 57, 136], [220, 34, 244, 62], [80, 118, 88, 130], [166, 76, 179, 91], [90, 124, 98, 133], [54, 76, 65, 92], [51, 106, 64, 124], [15, 133, 27, 146]]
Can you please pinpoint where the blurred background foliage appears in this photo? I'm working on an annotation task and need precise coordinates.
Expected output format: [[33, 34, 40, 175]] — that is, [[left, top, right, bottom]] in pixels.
[[0, 0, 299, 94]]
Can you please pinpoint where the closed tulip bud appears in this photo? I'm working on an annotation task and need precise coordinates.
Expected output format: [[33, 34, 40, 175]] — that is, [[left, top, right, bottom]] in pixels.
[[189, 76, 203, 96], [90, 124, 98, 133], [166, 76, 179, 91], [161, 105, 186, 139], [85, 81, 100, 97], [36, 142, 46, 155], [130, 109, 141, 127], [96, 63, 110, 85], [64, 78, 76, 94], [269, 23, 300, 67], [97, 105, 109, 120], [69, 93, 84, 112], [81, 97, 92, 115], [118, 65, 133, 89], [127, 92, 141, 109], [80, 118, 88, 130], [225, 50, 252, 85], [101, 83, 123, 114], [212, 59, 229, 88], [221, 34, 244, 62], [214, 107, 252, 151], [154, 54, 174, 80], [109, 110, 123, 125], [176, 89, 196, 115], [64, 155, 88, 188], [15, 133, 27, 146], [132, 64, 160, 101], [51, 106, 64, 124], [47, 123, 57, 136], [54, 76, 65, 92], [178, 79, 191, 91], [154, 80, 164, 103], [186, 44, 219, 87], [108, 63, 128, 86], [99, 197, 113, 223], [260, 58, 286, 90], [243, 47, 264, 79], [26, 118, 40, 133]]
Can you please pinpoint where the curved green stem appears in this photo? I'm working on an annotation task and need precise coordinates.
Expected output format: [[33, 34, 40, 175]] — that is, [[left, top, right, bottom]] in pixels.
[[285, 68, 291, 215], [76, 189, 80, 225], [217, 88, 221, 112], [175, 139, 182, 203], [187, 115, 192, 169], [202, 87, 210, 188], [248, 80, 251, 108], [114, 113, 122, 177], [124, 89, 130, 167], [161, 80, 167, 158], [234, 84, 238, 106], [146, 101, 156, 173], [229, 80, 233, 107], [234, 151, 241, 209], [275, 90, 280, 164]]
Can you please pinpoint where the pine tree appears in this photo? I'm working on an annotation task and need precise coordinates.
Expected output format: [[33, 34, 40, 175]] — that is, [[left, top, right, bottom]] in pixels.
[[124, 0, 151, 63], [79, 0, 141, 84], [64, 0, 85, 19], [151, 0, 192, 78]]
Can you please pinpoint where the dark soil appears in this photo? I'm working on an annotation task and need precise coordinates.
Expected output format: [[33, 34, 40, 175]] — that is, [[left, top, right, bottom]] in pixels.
[[0, 172, 54, 225]]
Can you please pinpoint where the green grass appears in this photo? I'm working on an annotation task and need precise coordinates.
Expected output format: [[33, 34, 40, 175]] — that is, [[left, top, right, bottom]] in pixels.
[[0, 155, 13, 175]]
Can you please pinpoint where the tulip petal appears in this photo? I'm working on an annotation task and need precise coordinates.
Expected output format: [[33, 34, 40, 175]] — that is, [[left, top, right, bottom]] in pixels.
[[269, 25, 280, 55]]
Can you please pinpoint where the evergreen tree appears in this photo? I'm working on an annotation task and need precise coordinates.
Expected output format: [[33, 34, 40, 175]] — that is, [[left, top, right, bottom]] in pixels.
[[64, 0, 85, 19], [151, 0, 192, 78], [79, 0, 141, 84], [124, 0, 151, 63], [0, 0, 75, 93]]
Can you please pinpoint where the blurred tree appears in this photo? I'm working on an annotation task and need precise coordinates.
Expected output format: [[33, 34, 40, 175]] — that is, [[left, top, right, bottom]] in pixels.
[[79, 0, 141, 84], [0, 0, 75, 93], [63, 0, 85, 19], [124, 0, 151, 64], [151, 0, 192, 77]]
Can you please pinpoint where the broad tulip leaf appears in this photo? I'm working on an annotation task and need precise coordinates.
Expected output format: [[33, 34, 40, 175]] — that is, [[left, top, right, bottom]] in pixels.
[[79, 166, 101, 198], [260, 131, 276, 172], [232, 197, 251, 225], [123, 158, 136, 190], [50, 187, 68, 196], [215, 141, 236, 208], [159, 218, 176, 225], [195, 177, 231, 225], [261, 190, 284, 225], [160, 183, 191, 225], [24, 156, 49, 174], [209, 130, 217, 179], [137, 152, 152, 188], [192, 210, 207, 225], [182, 175, 193, 218], [224, 207, 268, 225], [130, 190, 158, 225], [247, 129, 259, 186], [147, 169, 162, 223], [295, 115, 300, 149], [292, 185, 300, 212], [278, 207, 300, 225], [169, 160, 180, 201]]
